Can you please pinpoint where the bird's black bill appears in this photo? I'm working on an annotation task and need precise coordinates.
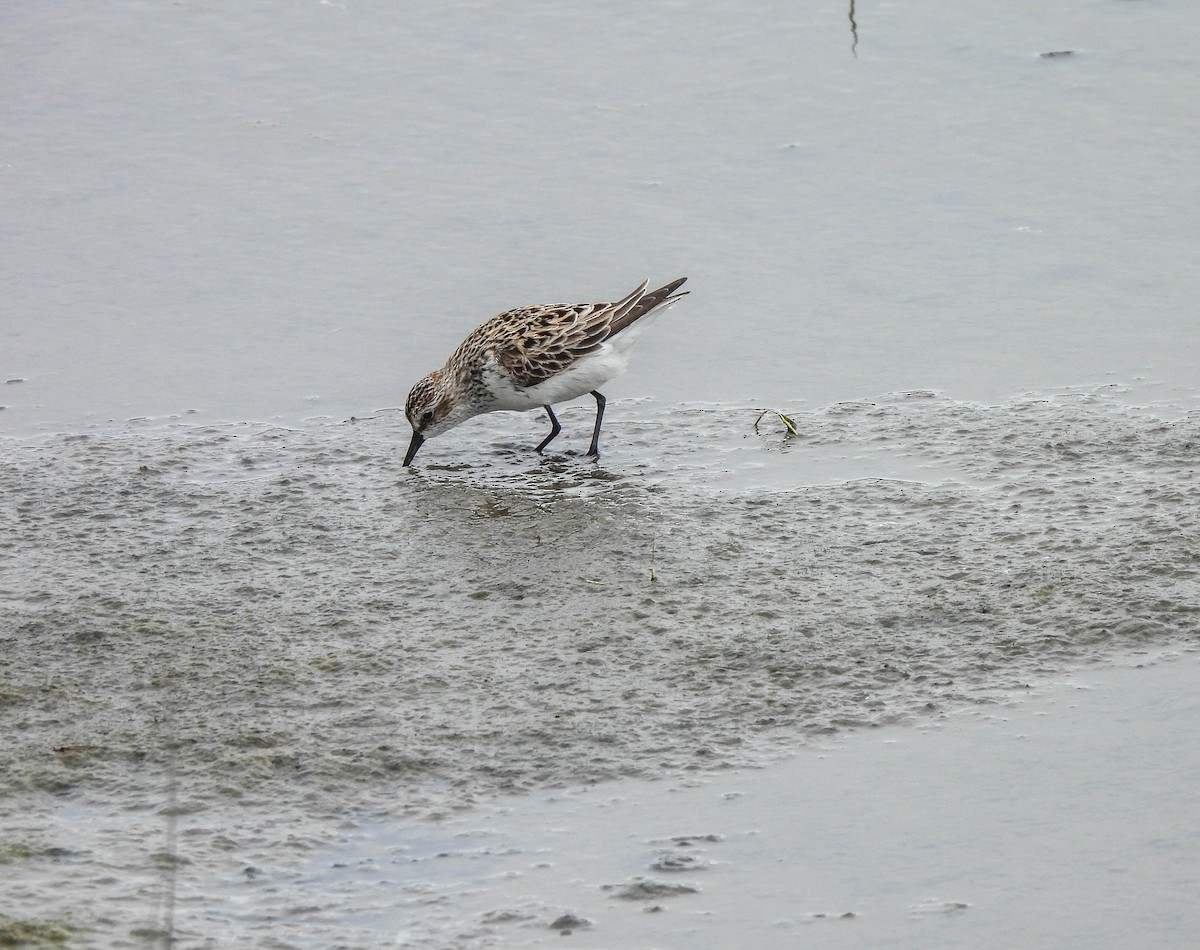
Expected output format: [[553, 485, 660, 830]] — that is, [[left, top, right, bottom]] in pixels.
[[403, 431, 425, 466]]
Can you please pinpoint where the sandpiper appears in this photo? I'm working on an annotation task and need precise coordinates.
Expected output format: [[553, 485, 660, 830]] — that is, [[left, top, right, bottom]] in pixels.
[[403, 278, 688, 465]]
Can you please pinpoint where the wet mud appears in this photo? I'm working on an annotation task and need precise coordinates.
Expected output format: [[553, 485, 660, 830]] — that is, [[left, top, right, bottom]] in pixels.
[[1, 388, 1197, 944]]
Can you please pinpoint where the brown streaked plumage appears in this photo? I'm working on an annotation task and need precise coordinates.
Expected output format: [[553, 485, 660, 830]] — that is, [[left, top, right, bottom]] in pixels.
[[403, 278, 688, 465]]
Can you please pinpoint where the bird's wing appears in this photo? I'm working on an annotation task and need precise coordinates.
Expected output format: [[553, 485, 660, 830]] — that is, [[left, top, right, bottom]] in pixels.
[[486, 282, 650, 388]]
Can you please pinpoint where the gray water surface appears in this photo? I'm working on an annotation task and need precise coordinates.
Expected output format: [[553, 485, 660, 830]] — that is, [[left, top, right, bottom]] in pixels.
[[3, 0, 1199, 432], [290, 650, 1200, 950]]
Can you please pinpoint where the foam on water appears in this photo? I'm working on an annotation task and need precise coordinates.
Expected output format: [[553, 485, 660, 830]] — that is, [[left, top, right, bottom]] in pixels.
[[1, 388, 1197, 944]]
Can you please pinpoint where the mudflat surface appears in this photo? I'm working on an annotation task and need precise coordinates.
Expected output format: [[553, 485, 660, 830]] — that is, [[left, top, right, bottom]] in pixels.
[[2, 390, 1197, 944], [297, 650, 1200, 950]]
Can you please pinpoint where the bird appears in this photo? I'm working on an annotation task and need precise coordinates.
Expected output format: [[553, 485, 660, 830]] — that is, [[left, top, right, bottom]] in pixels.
[[402, 277, 688, 466]]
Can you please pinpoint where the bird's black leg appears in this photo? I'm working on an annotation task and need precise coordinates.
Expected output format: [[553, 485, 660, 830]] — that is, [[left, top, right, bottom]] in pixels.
[[587, 390, 606, 457], [535, 404, 562, 453]]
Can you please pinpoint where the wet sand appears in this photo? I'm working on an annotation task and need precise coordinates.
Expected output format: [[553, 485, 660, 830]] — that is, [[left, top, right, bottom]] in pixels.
[[8, 648, 1197, 947], [305, 648, 1200, 949], [1, 390, 1197, 945]]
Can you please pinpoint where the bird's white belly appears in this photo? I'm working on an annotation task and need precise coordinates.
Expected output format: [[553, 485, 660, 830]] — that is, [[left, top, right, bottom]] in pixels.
[[482, 344, 630, 411]]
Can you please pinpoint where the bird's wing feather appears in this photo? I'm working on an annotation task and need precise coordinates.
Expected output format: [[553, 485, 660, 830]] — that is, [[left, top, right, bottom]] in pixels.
[[452, 279, 687, 390], [485, 297, 625, 389]]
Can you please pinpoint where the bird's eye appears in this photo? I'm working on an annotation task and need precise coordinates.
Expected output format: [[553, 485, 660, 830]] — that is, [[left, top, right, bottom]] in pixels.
[[420, 412, 434, 428]]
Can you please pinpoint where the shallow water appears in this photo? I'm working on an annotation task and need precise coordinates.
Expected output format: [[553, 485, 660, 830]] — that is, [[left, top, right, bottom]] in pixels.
[[3, 0, 1200, 432], [2, 387, 1198, 943], [281, 649, 1200, 950]]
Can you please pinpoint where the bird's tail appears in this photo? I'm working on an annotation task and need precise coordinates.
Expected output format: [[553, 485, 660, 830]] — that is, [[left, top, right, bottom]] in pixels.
[[608, 277, 688, 337]]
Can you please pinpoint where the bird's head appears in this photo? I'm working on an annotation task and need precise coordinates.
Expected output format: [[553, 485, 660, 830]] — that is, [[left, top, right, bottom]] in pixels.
[[403, 371, 465, 465]]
